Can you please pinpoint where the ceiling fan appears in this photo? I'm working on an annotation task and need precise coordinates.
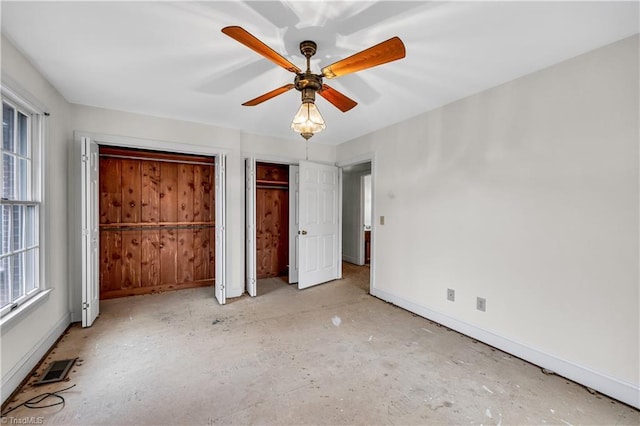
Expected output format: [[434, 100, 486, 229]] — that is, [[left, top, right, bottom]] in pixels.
[[221, 26, 406, 140]]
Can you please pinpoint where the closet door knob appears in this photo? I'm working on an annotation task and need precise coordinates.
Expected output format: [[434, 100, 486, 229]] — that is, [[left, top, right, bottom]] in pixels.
[[299, 230, 307, 235]]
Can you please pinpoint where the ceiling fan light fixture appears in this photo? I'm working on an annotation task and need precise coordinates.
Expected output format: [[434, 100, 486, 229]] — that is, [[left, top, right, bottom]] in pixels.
[[291, 101, 326, 140], [222, 26, 406, 140]]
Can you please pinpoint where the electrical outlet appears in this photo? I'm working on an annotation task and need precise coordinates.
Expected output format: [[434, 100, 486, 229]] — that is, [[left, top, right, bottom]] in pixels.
[[476, 297, 486, 312], [447, 288, 455, 302]]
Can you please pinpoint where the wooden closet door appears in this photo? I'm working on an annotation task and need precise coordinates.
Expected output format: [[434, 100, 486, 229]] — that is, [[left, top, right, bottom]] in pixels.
[[99, 147, 215, 299], [255, 163, 289, 279], [256, 188, 289, 278]]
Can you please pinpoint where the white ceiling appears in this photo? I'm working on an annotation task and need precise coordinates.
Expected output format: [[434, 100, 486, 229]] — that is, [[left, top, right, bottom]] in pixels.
[[2, 1, 638, 145]]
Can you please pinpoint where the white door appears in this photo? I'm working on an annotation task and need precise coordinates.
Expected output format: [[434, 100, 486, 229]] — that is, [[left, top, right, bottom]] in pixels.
[[214, 154, 226, 304], [288, 165, 299, 283], [298, 161, 340, 289], [245, 158, 257, 296], [81, 137, 99, 327]]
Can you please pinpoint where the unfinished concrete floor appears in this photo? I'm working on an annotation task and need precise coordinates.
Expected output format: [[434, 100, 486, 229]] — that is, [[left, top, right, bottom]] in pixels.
[[3, 263, 639, 425]]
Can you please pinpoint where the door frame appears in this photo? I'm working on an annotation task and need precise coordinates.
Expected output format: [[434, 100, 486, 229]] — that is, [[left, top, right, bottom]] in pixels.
[[288, 164, 299, 284], [360, 173, 372, 265], [337, 153, 376, 293], [73, 131, 229, 322], [245, 157, 257, 296], [242, 153, 340, 294], [243, 154, 297, 295]]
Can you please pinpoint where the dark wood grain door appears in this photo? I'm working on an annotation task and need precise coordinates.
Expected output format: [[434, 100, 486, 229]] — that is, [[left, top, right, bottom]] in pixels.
[[99, 147, 215, 299], [255, 163, 289, 279]]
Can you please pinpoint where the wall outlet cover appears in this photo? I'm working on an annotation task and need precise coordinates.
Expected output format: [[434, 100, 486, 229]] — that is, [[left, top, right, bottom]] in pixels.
[[447, 288, 455, 302], [477, 297, 486, 312]]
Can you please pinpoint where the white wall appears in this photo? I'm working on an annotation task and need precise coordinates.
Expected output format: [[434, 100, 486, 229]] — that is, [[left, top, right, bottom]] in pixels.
[[241, 132, 336, 164], [337, 35, 639, 408], [1, 36, 73, 401]]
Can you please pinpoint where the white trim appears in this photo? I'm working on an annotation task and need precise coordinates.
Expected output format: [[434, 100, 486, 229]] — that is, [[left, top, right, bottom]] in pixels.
[[336, 152, 376, 168], [1, 312, 70, 404], [245, 158, 257, 296], [0, 289, 52, 332], [1, 75, 49, 114], [337, 168, 343, 279], [357, 175, 365, 265], [1, 82, 47, 319], [214, 153, 227, 305], [342, 254, 359, 264], [370, 287, 640, 409], [288, 164, 300, 284], [240, 151, 299, 165], [75, 131, 229, 157]]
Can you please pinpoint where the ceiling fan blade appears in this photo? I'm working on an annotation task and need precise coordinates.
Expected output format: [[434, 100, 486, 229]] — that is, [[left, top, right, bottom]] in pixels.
[[242, 84, 295, 106], [222, 26, 301, 74], [321, 36, 405, 79], [318, 85, 358, 112]]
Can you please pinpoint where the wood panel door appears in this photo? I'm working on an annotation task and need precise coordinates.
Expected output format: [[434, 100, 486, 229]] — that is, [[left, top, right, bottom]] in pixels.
[[255, 163, 289, 279], [98, 147, 215, 299]]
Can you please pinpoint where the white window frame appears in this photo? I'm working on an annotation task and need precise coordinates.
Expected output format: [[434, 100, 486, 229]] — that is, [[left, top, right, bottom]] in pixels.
[[1, 85, 46, 321]]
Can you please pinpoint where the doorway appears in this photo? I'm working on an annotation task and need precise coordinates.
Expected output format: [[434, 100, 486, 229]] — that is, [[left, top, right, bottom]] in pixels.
[[341, 162, 372, 265], [98, 146, 216, 299], [246, 160, 293, 296], [245, 159, 341, 296], [77, 133, 227, 328], [340, 160, 373, 291], [255, 162, 290, 280]]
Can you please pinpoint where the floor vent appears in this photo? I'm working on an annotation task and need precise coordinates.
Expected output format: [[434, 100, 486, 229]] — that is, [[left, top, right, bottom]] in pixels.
[[35, 359, 76, 385]]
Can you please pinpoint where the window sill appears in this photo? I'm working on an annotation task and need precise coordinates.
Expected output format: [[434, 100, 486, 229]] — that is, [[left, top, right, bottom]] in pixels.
[[0, 289, 53, 333]]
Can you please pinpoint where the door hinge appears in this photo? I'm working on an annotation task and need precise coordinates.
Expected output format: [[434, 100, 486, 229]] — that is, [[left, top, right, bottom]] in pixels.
[[81, 154, 89, 162], [82, 302, 90, 310]]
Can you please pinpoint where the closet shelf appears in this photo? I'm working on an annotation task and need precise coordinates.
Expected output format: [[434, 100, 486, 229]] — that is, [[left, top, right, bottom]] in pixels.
[[256, 179, 288, 186]]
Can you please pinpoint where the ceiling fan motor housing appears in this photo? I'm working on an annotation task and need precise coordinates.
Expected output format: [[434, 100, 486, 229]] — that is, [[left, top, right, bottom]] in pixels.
[[300, 40, 317, 57], [295, 40, 322, 103], [294, 73, 322, 102]]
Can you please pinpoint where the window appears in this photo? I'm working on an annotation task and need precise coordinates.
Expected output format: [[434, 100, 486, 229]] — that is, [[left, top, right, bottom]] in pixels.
[[1, 91, 43, 318]]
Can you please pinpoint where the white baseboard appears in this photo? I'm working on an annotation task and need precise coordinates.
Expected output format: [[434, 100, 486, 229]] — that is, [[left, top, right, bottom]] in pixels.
[[370, 288, 640, 409], [1, 313, 71, 404], [70, 311, 82, 323], [342, 255, 361, 265]]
